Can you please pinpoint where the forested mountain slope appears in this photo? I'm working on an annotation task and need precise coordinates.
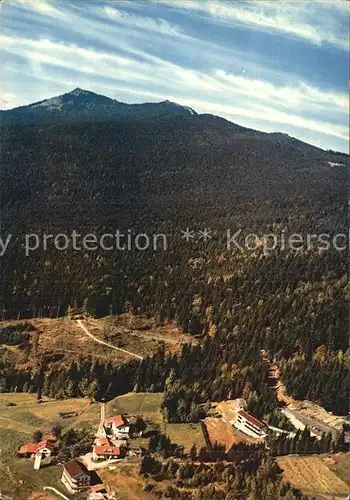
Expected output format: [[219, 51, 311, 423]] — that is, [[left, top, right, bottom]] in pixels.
[[0, 90, 348, 414]]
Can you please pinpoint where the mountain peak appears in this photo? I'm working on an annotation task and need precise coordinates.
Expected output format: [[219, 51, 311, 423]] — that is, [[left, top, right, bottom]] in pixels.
[[1, 88, 198, 122], [69, 87, 89, 96]]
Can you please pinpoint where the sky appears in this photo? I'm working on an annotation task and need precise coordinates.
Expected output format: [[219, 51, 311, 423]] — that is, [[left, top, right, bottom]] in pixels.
[[1, 0, 349, 152]]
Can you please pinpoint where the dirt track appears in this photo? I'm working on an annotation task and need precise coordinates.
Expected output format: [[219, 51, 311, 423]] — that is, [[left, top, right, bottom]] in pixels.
[[76, 319, 143, 360]]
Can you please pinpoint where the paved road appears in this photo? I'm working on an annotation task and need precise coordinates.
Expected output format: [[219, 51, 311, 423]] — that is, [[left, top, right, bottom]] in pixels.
[[76, 320, 143, 360], [282, 407, 336, 436]]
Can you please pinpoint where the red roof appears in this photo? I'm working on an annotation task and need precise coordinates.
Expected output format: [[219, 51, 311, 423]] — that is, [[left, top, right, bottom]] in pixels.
[[95, 437, 109, 446], [37, 439, 55, 450], [19, 443, 38, 454], [90, 484, 107, 493], [104, 415, 128, 427], [63, 459, 87, 478], [19, 437, 57, 455], [93, 445, 120, 457], [237, 410, 266, 429]]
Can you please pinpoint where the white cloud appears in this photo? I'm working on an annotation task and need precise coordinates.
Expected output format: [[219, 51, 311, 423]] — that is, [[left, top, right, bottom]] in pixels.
[[14, 0, 65, 19], [1, 2, 348, 151], [156, 0, 348, 50], [215, 71, 348, 112], [1, 33, 348, 145], [100, 6, 183, 36]]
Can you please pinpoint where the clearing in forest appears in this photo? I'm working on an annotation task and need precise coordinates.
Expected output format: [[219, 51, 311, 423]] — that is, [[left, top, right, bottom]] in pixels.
[[276, 455, 349, 498]]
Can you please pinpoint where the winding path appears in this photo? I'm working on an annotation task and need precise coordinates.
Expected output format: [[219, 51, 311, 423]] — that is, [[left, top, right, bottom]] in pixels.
[[76, 319, 143, 360]]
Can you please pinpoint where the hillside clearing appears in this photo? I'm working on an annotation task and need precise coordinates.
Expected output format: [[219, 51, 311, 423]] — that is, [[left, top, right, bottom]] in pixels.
[[164, 423, 206, 452], [276, 455, 349, 498]]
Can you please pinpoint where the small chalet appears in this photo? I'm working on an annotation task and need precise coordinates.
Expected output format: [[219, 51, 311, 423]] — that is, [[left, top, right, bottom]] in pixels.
[[61, 459, 91, 494], [18, 437, 57, 458], [235, 410, 267, 438], [103, 415, 130, 438]]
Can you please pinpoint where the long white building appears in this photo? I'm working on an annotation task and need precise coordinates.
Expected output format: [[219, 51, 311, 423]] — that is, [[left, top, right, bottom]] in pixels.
[[235, 410, 267, 438]]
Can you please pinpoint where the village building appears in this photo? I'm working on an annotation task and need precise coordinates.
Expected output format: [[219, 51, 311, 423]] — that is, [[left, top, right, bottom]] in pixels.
[[235, 409, 267, 438], [102, 415, 130, 439], [92, 444, 122, 461], [18, 437, 57, 458], [61, 459, 91, 494]]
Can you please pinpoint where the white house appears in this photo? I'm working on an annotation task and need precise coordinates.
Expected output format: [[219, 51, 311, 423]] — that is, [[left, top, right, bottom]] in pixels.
[[235, 410, 267, 438], [103, 415, 130, 438]]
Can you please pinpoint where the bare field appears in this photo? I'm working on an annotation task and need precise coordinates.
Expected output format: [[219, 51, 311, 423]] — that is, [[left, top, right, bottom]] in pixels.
[[204, 417, 255, 450], [28, 494, 56, 500], [211, 399, 244, 425], [206, 399, 258, 450], [2, 315, 194, 370], [85, 314, 194, 358], [277, 455, 349, 498], [99, 463, 156, 500], [323, 453, 350, 487], [1, 318, 118, 372]]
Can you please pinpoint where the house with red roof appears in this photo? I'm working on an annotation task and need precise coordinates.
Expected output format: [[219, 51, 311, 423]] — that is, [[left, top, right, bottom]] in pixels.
[[92, 444, 122, 461], [18, 443, 38, 458], [103, 415, 130, 438], [18, 437, 57, 458], [235, 410, 267, 438]]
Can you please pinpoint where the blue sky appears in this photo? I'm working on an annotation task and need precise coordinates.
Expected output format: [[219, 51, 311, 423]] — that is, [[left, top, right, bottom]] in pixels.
[[1, 0, 348, 151]]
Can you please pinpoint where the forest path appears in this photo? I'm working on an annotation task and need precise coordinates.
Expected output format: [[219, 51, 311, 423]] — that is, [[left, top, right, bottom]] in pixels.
[[75, 319, 143, 360]]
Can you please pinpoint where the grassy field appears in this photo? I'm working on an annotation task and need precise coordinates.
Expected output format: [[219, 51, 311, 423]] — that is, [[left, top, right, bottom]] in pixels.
[[107, 393, 206, 452], [164, 423, 206, 452], [0, 393, 97, 437], [107, 392, 164, 427], [0, 459, 62, 500], [277, 455, 349, 498]]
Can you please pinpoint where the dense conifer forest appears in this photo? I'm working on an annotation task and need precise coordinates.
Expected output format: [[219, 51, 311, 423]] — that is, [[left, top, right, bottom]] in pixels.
[[0, 102, 348, 417]]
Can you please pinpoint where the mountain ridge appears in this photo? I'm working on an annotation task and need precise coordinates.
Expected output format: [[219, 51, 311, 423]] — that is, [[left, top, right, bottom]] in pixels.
[[2, 88, 348, 157], [0, 87, 198, 124]]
